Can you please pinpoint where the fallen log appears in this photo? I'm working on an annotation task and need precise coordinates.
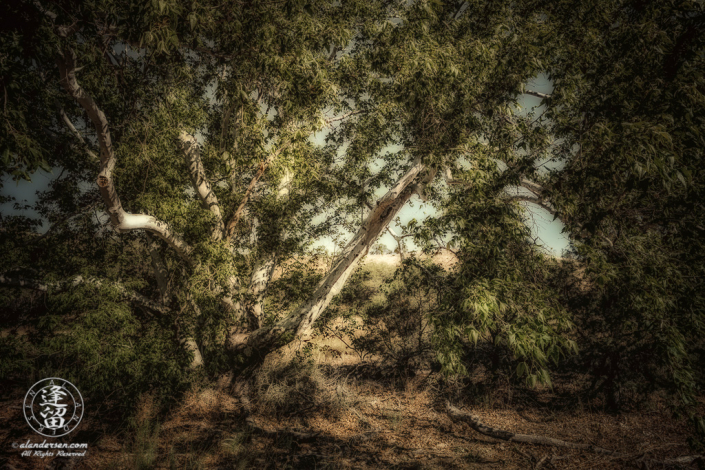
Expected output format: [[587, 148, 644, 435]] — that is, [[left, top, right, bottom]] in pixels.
[[446, 402, 615, 454], [446, 402, 703, 467]]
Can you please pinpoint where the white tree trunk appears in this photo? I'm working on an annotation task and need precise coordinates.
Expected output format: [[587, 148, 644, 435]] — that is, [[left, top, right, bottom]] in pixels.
[[245, 257, 277, 330]]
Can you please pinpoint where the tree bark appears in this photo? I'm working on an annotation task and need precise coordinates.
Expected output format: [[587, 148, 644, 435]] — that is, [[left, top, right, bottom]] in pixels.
[[244, 257, 277, 330]]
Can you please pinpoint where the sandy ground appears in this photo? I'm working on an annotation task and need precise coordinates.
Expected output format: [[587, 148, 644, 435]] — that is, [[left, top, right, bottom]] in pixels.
[[1, 355, 698, 470]]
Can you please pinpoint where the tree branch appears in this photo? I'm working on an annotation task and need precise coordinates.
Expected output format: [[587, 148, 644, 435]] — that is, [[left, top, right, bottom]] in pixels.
[[524, 90, 552, 100], [511, 195, 557, 217], [325, 110, 364, 125], [508, 179, 559, 217], [179, 131, 224, 240], [56, 47, 195, 265], [58, 107, 98, 161], [0, 274, 172, 316], [443, 167, 471, 187], [244, 257, 277, 330], [227, 160, 437, 361], [385, 226, 413, 262], [33, 0, 78, 37], [224, 144, 288, 242], [520, 178, 544, 197]]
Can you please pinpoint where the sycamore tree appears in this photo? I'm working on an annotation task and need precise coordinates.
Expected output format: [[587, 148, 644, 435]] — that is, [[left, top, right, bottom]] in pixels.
[[0, 0, 560, 373], [1, 0, 702, 429]]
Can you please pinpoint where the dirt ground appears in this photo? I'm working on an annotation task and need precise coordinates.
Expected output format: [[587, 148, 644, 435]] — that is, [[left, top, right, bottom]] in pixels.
[[1, 358, 698, 470]]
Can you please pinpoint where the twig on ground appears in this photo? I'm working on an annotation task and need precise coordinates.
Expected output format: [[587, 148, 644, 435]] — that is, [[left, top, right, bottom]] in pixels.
[[534, 454, 549, 469]]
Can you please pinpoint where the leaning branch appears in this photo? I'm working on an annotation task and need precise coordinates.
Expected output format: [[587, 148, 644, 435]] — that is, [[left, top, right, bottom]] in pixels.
[[179, 131, 224, 240], [227, 159, 436, 361], [0, 274, 172, 316], [56, 48, 195, 265]]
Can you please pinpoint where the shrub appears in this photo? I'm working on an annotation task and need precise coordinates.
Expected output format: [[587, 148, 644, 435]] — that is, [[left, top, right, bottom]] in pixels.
[[351, 260, 440, 373], [252, 351, 353, 417]]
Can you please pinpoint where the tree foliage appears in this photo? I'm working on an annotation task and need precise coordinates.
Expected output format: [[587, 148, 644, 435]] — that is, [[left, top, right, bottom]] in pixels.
[[0, 0, 702, 439]]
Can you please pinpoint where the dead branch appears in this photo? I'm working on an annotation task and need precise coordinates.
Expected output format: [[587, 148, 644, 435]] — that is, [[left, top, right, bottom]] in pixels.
[[524, 90, 552, 100], [446, 402, 703, 467]]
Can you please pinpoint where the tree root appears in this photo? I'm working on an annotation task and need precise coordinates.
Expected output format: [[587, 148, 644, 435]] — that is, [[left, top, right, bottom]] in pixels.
[[446, 402, 703, 467]]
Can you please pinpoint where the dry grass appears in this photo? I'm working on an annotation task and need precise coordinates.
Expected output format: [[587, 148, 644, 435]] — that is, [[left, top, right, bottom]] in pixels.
[[0, 353, 697, 470], [251, 354, 357, 418]]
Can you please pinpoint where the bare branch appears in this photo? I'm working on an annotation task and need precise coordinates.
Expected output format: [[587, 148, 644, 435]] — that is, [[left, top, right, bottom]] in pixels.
[[325, 110, 364, 125], [385, 226, 414, 240], [56, 48, 195, 265], [0, 274, 172, 316], [58, 107, 98, 161], [386, 226, 413, 262], [227, 160, 437, 360], [524, 90, 552, 100], [179, 131, 224, 240], [224, 144, 288, 242]]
